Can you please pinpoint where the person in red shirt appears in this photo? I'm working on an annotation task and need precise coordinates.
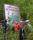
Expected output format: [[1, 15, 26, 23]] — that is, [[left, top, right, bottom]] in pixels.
[[13, 21, 26, 32], [14, 22, 21, 32]]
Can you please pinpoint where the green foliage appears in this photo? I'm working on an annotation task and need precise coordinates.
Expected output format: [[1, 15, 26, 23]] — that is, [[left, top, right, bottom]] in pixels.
[[0, 0, 33, 40]]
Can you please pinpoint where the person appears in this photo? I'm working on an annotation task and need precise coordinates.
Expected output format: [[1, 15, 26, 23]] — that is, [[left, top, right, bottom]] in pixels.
[[2, 19, 7, 33], [19, 20, 26, 40]]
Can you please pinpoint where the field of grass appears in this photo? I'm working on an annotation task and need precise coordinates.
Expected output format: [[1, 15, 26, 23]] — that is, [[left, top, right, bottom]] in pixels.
[[0, 25, 33, 40]]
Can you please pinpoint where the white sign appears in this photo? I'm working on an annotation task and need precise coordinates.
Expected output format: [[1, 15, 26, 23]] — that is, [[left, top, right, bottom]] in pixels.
[[4, 4, 19, 20], [4, 4, 20, 24]]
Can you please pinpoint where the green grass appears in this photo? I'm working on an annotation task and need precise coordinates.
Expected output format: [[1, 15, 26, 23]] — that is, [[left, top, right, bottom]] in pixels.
[[0, 26, 33, 40]]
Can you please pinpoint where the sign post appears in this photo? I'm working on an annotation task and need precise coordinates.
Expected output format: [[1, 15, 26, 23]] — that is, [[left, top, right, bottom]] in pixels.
[[4, 4, 20, 40]]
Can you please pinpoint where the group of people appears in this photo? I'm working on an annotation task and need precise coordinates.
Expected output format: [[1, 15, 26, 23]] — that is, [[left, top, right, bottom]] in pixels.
[[2, 19, 29, 40]]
